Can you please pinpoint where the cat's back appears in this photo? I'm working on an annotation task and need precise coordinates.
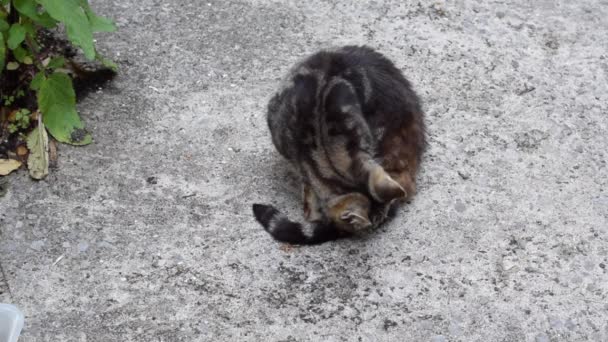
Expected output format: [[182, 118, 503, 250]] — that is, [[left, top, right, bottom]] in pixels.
[[301, 45, 397, 77], [267, 46, 423, 159], [267, 46, 392, 126]]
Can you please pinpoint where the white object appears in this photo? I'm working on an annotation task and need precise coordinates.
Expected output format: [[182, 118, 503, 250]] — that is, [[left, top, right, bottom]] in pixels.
[[0, 304, 24, 342]]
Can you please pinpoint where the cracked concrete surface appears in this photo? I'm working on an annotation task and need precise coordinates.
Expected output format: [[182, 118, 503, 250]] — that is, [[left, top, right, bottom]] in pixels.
[[1, 0, 608, 341]]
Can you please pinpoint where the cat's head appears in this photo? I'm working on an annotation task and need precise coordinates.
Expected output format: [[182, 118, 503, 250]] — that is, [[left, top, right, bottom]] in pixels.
[[306, 168, 405, 233], [326, 192, 373, 232]]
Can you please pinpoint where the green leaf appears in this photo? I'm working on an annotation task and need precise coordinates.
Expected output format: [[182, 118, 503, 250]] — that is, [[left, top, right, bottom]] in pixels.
[[27, 124, 49, 179], [14, 0, 57, 28], [79, 0, 115, 32], [22, 20, 35, 36], [0, 18, 9, 32], [38, 72, 92, 145], [7, 23, 26, 50], [36, 0, 95, 59], [12, 46, 27, 62], [47, 56, 65, 69], [6, 61, 19, 70], [13, 0, 38, 17], [87, 13, 115, 32], [20, 21, 41, 51], [30, 72, 46, 90], [96, 53, 117, 72], [0, 34, 5, 71], [36, 12, 58, 28]]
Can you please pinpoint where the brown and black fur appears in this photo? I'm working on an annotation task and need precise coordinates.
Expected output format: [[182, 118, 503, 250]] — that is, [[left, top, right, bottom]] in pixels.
[[253, 46, 426, 244]]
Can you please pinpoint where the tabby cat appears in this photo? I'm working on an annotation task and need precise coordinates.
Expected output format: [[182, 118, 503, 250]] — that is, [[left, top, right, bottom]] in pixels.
[[253, 46, 426, 244]]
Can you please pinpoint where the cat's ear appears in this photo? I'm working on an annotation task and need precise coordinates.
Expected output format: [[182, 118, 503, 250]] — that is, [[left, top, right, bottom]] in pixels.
[[340, 210, 372, 230], [368, 166, 406, 203], [328, 193, 371, 232]]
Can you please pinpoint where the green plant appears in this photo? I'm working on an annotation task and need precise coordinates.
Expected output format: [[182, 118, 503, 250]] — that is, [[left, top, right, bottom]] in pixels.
[[2, 89, 24, 106], [7, 107, 30, 133], [0, 0, 116, 145]]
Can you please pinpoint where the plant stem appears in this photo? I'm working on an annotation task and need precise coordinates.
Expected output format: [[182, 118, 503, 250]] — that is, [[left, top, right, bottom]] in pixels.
[[7, 1, 18, 25], [2, 2, 20, 98]]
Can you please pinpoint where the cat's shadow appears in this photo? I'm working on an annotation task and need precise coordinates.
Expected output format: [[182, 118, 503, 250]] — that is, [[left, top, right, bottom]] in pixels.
[[268, 155, 301, 204]]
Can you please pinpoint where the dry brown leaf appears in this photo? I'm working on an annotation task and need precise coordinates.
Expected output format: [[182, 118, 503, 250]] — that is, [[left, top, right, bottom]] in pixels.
[[7, 110, 17, 122], [27, 123, 49, 180], [16, 145, 29, 157], [0, 159, 22, 176], [279, 244, 296, 253], [49, 139, 58, 164]]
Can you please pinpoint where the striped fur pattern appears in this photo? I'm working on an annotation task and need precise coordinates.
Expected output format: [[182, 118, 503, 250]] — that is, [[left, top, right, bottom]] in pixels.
[[253, 46, 426, 245]]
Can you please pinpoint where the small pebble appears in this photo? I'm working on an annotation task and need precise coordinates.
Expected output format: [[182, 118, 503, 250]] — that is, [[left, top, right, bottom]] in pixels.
[[78, 242, 89, 252], [30, 240, 45, 251], [449, 321, 462, 336], [455, 200, 467, 213], [431, 335, 447, 342], [458, 170, 470, 180], [535, 333, 550, 342], [565, 318, 576, 330], [98, 241, 114, 249]]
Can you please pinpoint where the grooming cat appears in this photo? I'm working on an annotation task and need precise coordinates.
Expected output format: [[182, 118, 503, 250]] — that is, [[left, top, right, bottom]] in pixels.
[[253, 46, 426, 244]]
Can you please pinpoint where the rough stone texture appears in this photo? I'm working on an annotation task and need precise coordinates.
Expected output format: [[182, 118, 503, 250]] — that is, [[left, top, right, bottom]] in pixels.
[[1, 0, 607, 341]]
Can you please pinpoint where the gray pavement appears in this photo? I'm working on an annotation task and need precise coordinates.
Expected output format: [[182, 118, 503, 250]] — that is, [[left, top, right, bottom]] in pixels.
[[1, 0, 607, 341]]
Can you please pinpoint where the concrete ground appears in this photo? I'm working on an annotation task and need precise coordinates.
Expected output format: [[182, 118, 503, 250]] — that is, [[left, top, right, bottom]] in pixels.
[[1, 0, 607, 340]]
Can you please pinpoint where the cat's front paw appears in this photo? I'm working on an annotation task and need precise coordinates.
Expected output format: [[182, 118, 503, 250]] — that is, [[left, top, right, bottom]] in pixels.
[[370, 202, 393, 228]]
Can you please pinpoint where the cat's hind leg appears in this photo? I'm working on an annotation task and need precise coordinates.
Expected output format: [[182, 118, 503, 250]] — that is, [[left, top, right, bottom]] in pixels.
[[380, 119, 424, 202]]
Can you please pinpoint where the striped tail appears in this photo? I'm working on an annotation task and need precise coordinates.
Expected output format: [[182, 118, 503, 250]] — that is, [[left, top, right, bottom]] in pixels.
[[252, 204, 347, 245]]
